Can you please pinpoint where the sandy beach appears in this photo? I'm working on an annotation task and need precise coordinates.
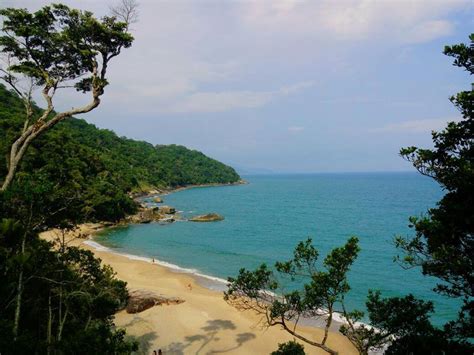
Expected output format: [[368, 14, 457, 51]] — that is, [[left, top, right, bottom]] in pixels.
[[41, 225, 357, 355]]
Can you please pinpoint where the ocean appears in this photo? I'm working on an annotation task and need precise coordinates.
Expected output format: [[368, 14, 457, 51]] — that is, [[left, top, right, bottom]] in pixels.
[[93, 172, 460, 326]]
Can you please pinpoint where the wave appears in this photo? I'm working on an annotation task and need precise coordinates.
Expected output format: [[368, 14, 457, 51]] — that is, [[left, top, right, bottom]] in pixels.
[[83, 239, 228, 288]]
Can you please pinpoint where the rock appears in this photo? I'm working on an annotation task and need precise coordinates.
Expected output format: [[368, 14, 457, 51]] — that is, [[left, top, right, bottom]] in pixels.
[[126, 205, 178, 224], [158, 217, 175, 223], [126, 289, 184, 314], [189, 213, 224, 222], [159, 205, 176, 214], [153, 196, 163, 203]]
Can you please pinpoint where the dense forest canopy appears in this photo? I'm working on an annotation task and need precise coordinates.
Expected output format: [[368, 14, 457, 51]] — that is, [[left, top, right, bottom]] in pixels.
[[0, 84, 240, 222]]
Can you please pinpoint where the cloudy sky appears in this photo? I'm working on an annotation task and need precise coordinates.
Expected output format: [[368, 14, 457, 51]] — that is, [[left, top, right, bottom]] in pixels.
[[3, 0, 473, 173]]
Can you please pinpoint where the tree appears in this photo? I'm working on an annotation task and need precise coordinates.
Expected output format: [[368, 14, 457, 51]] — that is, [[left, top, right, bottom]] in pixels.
[[271, 340, 306, 355], [0, 4, 139, 353], [359, 291, 472, 354], [224, 237, 360, 355], [396, 33, 473, 341], [0, 220, 138, 353], [0, 3, 135, 191]]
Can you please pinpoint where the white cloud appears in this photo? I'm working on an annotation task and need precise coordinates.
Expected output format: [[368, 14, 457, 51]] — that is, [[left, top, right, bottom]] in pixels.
[[3, 0, 470, 118], [288, 126, 305, 133], [280, 81, 315, 95], [164, 90, 274, 113], [404, 20, 454, 44], [371, 117, 463, 134], [162, 81, 315, 114], [241, 0, 468, 43]]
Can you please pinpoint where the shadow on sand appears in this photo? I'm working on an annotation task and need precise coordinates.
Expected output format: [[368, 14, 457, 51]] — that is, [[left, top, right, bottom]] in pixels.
[[159, 319, 256, 355]]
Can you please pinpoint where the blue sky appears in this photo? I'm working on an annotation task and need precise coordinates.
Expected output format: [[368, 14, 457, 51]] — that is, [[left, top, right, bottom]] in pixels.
[[4, 0, 474, 173]]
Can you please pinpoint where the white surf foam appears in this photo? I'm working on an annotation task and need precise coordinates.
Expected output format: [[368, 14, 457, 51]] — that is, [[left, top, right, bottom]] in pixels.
[[83, 240, 228, 287], [84, 240, 112, 252]]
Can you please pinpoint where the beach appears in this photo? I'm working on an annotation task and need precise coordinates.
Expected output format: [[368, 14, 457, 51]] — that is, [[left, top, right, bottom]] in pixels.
[[41, 225, 357, 355]]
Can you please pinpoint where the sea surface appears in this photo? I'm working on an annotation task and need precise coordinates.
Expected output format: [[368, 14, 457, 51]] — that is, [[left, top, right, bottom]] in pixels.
[[94, 172, 460, 326]]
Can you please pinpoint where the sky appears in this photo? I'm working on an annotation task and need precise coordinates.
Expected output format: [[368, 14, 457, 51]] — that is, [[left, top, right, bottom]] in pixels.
[[2, 0, 473, 173]]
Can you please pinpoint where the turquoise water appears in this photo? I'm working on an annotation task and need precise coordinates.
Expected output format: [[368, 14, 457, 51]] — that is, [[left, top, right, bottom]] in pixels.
[[95, 173, 459, 325]]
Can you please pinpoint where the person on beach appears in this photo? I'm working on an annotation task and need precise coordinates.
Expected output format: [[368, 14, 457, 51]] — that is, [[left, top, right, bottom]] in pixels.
[[152, 257, 155, 263], [187, 283, 192, 291]]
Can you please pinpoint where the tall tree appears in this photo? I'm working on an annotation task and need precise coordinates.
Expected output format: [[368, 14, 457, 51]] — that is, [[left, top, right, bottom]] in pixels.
[[397, 33, 473, 341], [225, 237, 360, 355], [0, 3, 135, 191]]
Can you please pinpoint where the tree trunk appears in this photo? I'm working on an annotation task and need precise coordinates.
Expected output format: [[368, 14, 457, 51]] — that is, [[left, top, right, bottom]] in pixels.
[[47, 292, 52, 355], [279, 318, 338, 355], [12, 235, 26, 340], [57, 308, 68, 342], [1, 93, 101, 192], [1, 164, 16, 191], [322, 307, 333, 346]]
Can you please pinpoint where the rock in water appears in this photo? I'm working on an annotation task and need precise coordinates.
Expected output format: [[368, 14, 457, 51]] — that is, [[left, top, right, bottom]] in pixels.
[[126, 205, 178, 224], [153, 196, 163, 203], [126, 289, 184, 314], [189, 213, 224, 222], [159, 205, 176, 214]]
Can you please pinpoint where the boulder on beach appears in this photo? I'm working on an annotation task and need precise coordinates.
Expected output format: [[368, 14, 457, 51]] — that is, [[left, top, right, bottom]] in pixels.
[[159, 205, 176, 214], [126, 289, 184, 314], [153, 196, 163, 203], [189, 213, 224, 222]]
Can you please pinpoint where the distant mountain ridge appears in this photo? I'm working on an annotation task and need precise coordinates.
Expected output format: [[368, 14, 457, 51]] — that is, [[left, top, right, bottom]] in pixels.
[[0, 84, 241, 221]]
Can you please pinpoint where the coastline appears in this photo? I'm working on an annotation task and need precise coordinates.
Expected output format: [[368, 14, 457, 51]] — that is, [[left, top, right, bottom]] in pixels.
[[40, 225, 357, 355], [131, 179, 248, 199], [86, 233, 358, 331]]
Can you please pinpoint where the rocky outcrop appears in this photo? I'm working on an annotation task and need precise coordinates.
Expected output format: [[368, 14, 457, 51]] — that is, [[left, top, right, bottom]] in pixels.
[[126, 205, 176, 224], [159, 205, 175, 214], [153, 196, 163, 203], [126, 289, 185, 314], [189, 213, 224, 222]]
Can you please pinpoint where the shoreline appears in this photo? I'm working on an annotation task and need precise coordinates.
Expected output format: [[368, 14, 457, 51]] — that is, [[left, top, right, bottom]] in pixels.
[[82, 179, 358, 330], [74, 180, 250, 291], [41, 225, 357, 355], [83, 239, 230, 291], [85, 235, 358, 330], [131, 179, 248, 199]]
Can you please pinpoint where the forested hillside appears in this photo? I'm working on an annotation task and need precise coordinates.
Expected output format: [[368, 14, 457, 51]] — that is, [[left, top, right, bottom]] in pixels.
[[0, 84, 240, 221]]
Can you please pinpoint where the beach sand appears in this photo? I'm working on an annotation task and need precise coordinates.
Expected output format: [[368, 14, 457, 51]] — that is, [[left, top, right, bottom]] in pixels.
[[41, 225, 357, 355]]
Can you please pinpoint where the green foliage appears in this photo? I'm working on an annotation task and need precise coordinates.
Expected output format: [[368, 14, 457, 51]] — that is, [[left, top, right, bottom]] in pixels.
[[363, 290, 472, 354], [0, 4, 133, 89], [396, 34, 474, 343], [0, 4, 148, 353], [225, 237, 360, 354], [271, 341, 306, 355], [0, 219, 138, 354], [0, 83, 240, 223], [366, 291, 435, 338], [339, 309, 386, 355]]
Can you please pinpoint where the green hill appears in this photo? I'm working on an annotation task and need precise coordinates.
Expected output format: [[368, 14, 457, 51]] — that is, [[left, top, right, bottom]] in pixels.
[[0, 84, 240, 221]]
